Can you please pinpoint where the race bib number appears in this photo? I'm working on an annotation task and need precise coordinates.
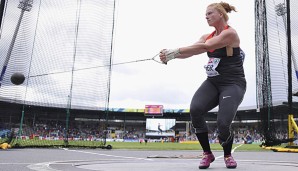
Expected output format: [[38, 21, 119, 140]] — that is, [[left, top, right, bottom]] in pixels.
[[204, 57, 221, 77]]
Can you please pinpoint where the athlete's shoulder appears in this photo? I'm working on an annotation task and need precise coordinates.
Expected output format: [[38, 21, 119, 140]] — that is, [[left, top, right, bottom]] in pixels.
[[197, 34, 211, 43], [223, 26, 238, 36]]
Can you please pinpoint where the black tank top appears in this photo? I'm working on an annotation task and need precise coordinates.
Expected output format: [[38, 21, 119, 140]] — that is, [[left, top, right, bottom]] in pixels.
[[206, 47, 245, 78], [204, 26, 246, 88]]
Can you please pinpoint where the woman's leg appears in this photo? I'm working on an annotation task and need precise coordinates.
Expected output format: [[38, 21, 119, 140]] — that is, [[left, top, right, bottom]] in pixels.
[[216, 84, 246, 168], [190, 80, 219, 169], [216, 84, 246, 150], [190, 80, 219, 152]]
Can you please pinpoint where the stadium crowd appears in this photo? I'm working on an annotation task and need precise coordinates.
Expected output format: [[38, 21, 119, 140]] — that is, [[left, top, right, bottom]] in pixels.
[[1, 120, 296, 145]]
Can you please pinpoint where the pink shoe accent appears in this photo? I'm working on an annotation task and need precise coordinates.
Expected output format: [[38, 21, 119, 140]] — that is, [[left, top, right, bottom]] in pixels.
[[224, 155, 237, 169], [199, 152, 215, 169]]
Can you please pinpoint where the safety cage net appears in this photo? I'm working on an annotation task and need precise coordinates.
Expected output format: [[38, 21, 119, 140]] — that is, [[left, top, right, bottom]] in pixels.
[[0, 0, 115, 148]]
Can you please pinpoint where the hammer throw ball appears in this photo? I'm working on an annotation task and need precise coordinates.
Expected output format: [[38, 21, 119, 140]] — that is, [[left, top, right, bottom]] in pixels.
[[11, 72, 25, 85]]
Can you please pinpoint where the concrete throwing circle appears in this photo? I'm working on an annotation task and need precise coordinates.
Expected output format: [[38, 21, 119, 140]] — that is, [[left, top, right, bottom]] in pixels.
[[76, 159, 298, 171], [30, 158, 298, 171], [23, 149, 298, 171]]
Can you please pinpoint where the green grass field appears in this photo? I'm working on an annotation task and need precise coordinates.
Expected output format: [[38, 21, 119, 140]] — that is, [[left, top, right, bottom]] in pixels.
[[7, 139, 269, 151], [106, 142, 267, 151]]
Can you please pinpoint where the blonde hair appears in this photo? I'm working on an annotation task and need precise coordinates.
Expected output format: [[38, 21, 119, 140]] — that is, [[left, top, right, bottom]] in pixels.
[[208, 1, 237, 21]]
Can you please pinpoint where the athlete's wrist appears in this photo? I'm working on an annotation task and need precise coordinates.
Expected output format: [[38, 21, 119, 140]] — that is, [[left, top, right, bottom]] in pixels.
[[164, 48, 180, 62]]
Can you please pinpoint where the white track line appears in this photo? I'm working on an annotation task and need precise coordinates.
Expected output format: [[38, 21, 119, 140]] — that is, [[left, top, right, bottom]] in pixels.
[[27, 161, 59, 171], [215, 144, 243, 160], [27, 148, 153, 171], [63, 148, 153, 161]]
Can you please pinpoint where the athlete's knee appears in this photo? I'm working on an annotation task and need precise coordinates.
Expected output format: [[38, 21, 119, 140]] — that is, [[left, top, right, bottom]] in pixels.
[[191, 122, 208, 134], [217, 121, 230, 131], [218, 131, 234, 147], [190, 108, 207, 133], [217, 122, 234, 147], [190, 102, 209, 134], [217, 123, 232, 141], [189, 107, 205, 127]]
